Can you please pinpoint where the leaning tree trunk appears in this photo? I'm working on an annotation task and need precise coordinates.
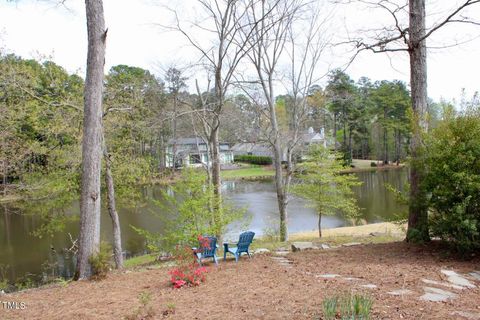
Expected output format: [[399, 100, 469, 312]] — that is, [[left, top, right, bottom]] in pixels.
[[75, 0, 106, 280], [406, 0, 429, 242], [103, 140, 123, 269]]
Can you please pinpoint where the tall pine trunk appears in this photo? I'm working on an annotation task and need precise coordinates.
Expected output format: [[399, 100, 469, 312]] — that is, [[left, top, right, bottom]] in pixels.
[[75, 0, 106, 280], [407, 0, 429, 242]]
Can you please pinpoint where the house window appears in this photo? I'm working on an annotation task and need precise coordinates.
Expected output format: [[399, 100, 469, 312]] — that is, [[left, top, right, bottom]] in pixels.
[[190, 154, 201, 164]]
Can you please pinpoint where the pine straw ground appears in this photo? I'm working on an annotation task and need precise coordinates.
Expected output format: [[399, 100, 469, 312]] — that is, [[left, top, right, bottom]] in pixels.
[[1, 241, 479, 320]]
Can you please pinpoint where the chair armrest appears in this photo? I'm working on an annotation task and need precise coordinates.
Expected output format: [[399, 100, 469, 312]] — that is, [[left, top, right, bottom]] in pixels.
[[192, 247, 201, 254]]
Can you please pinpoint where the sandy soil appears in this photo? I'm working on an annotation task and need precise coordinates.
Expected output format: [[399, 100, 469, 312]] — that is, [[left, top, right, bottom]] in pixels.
[[1, 241, 479, 320]]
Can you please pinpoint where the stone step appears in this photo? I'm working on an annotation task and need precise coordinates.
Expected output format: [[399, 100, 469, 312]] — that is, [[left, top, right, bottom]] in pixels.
[[441, 270, 476, 288], [421, 278, 465, 290], [387, 289, 413, 296], [451, 311, 480, 319], [419, 286, 458, 302], [316, 274, 340, 279], [468, 271, 480, 281]]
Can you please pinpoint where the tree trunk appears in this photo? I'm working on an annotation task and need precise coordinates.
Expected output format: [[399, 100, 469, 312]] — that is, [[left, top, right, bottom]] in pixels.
[[269, 109, 288, 241], [342, 106, 347, 153], [210, 123, 221, 199], [383, 126, 388, 164], [2, 160, 6, 197], [348, 127, 353, 163], [209, 117, 222, 239], [394, 129, 401, 165], [274, 143, 288, 241], [159, 135, 166, 171], [104, 139, 123, 269], [75, 0, 106, 280], [333, 112, 337, 151], [318, 213, 322, 238], [397, 132, 402, 165], [406, 0, 429, 242], [171, 93, 178, 172]]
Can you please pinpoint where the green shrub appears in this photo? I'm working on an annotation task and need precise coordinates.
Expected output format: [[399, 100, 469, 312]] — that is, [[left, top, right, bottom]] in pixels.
[[370, 162, 377, 167], [234, 154, 272, 165], [89, 242, 113, 280], [0, 264, 9, 292], [14, 273, 35, 291], [423, 106, 480, 254]]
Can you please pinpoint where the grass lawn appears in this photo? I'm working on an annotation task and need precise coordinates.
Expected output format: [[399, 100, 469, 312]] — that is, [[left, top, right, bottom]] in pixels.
[[221, 165, 274, 179], [123, 254, 158, 268], [352, 159, 377, 168]]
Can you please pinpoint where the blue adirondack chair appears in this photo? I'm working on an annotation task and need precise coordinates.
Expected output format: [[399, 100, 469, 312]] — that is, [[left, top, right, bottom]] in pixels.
[[193, 236, 219, 266], [223, 231, 255, 262]]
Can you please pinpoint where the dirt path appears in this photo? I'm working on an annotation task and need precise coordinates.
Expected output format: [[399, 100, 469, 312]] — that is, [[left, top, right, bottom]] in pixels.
[[1, 242, 479, 320]]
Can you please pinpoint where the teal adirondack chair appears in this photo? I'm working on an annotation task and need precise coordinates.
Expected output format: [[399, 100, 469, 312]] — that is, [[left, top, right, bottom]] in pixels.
[[193, 236, 219, 266], [223, 231, 255, 262]]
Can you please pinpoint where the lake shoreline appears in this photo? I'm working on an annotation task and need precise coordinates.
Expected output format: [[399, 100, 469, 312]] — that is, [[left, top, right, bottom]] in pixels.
[[0, 163, 405, 203], [289, 221, 405, 240]]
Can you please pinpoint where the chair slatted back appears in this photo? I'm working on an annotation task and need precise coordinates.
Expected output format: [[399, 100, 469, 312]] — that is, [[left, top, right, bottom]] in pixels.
[[237, 231, 255, 252], [201, 236, 217, 257]]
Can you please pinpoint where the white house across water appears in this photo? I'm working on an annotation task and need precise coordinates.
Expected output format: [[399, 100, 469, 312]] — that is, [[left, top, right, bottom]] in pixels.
[[165, 137, 234, 168]]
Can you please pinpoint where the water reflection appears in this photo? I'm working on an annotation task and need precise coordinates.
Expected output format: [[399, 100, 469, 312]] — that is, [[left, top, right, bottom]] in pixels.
[[0, 168, 407, 282]]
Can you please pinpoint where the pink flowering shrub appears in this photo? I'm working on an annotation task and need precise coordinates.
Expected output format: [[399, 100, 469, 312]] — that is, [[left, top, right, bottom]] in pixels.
[[169, 266, 208, 288], [168, 236, 210, 289]]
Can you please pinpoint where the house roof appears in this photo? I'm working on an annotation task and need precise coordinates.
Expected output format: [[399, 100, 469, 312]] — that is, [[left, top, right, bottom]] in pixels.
[[167, 137, 231, 153], [167, 137, 207, 145], [168, 137, 229, 147], [231, 142, 272, 153], [302, 132, 324, 143]]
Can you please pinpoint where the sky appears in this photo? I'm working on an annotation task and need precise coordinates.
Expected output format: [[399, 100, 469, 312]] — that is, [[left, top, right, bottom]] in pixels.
[[0, 0, 479, 102]]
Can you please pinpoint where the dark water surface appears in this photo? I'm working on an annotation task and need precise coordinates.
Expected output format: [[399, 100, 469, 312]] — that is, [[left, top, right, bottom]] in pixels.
[[0, 168, 407, 282]]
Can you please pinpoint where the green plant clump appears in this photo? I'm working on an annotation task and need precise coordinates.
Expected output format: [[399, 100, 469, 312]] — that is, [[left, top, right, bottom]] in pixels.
[[89, 242, 113, 280], [322, 292, 373, 320]]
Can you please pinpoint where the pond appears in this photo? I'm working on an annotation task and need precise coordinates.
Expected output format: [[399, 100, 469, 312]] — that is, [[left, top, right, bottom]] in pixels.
[[0, 168, 407, 283]]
